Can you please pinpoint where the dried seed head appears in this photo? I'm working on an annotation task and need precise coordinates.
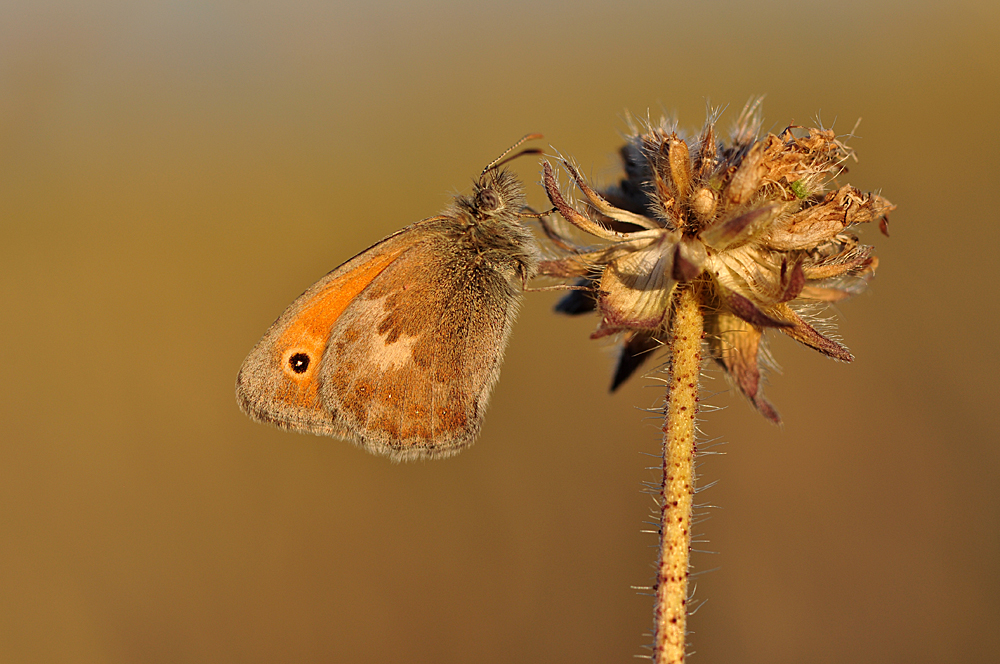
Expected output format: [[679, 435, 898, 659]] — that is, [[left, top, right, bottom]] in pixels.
[[538, 101, 895, 421]]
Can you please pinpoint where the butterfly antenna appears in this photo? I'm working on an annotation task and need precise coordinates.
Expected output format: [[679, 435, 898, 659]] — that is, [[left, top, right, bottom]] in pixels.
[[482, 133, 544, 175]]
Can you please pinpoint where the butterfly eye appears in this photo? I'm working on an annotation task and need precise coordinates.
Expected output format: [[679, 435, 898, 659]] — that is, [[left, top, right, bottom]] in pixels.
[[477, 188, 500, 211], [288, 352, 311, 374]]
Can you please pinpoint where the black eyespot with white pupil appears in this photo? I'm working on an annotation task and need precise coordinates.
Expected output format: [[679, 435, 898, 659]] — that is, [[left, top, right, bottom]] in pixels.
[[289, 352, 310, 374], [477, 188, 500, 211]]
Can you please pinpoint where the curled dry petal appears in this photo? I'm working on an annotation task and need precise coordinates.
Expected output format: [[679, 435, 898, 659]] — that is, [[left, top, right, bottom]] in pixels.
[[767, 187, 894, 250], [594, 236, 678, 337], [559, 160, 660, 230], [542, 162, 632, 241], [759, 128, 849, 188], [772, 303, 854, 361], [800, 256, 878, 302], [801, 243, 876, 280]]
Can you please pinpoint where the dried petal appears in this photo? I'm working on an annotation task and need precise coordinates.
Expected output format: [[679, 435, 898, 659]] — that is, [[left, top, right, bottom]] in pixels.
[[706, 313, 780, 423], [694, 123, 717, 178], [667, 137, 693, 200], [700, 203, 786, 251], [611, 331, 661, 391], [758, 128, 849, 188], [772, 303, 854, 361], [711, 247, 793, 307], [724, 141, 765, 206], [767, 200, 846, 250], [593, 238, 678, 337], [778, 259, 806, 302], [727, 292, 794, 328], [543, 162, 633, 241], [801, 244, 875, 280], [559, 160, 659, 230], [768, 187, 894, 250]]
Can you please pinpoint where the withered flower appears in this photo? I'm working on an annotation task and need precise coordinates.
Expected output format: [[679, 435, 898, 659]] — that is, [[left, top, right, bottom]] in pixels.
[[540, 101, 894, 422]]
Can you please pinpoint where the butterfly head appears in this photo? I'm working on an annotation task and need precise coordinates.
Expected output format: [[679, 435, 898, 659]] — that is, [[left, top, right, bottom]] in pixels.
[[459, 133, 545, 223], [457, 167, 528, 223]]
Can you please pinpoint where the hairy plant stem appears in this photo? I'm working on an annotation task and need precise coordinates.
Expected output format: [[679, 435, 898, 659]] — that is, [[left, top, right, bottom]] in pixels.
[[653, 285, 703, 664]]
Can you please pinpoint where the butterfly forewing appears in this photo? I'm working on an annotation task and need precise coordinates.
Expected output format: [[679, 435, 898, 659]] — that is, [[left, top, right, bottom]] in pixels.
[[236, 227, 421, 436]]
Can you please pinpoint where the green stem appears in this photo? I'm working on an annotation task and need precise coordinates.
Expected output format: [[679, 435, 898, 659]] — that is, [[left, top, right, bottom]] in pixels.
[[653, 286, 703, 664]]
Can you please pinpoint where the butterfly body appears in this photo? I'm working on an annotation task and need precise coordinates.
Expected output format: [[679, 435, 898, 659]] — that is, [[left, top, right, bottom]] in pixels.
[[237, 154, 540, 461]]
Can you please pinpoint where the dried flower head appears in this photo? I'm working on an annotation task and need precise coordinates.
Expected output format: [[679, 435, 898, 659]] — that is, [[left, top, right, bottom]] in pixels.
[[540, 100, 895, 422]]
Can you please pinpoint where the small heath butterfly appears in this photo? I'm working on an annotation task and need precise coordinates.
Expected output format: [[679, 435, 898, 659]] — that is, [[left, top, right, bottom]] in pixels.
[[237, 135, 543, 461]]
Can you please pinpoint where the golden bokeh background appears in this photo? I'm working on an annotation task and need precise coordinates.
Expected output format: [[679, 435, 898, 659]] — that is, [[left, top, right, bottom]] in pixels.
[[3, 1, 998, 662]]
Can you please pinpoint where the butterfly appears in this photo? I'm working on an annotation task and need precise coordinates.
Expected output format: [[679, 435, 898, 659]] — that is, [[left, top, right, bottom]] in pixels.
[[237, 135, 543, 461]]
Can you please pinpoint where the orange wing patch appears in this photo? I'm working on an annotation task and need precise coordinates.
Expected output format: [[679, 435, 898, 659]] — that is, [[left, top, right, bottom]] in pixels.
[[281, 249, 403, 345], [236, 242, 411, 434], [272, 246, 406, 404]]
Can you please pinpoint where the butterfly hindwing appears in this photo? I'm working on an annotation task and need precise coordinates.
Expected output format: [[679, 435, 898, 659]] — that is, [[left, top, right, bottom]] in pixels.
[[319, 230, 520, 460]]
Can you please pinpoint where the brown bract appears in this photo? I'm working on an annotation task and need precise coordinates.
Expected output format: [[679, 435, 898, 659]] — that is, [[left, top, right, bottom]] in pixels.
[[539, 101, 895, 422]]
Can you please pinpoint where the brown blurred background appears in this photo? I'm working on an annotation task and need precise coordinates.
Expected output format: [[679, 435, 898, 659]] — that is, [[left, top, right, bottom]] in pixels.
[[2, 1, 998, 662]]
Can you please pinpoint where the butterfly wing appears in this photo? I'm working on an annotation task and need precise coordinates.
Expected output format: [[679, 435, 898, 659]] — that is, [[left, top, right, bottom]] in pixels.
[[236, 224, 422, 437], [237, 218, 523, 460], [318, 230, 522, 460]]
